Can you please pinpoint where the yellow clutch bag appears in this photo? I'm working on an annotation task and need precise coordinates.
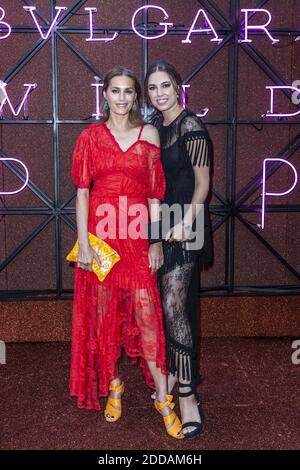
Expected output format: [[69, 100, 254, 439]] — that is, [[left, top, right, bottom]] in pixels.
[[66, 232, 120, 282]]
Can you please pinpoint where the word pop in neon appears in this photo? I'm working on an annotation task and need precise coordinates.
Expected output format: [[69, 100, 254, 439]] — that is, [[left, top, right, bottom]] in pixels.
[[261, 158, 298, 229], [0, 158, 29, 195]]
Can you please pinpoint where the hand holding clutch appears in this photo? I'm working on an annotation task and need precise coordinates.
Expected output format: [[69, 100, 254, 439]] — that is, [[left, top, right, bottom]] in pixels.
[[66, 232, 120, 282]]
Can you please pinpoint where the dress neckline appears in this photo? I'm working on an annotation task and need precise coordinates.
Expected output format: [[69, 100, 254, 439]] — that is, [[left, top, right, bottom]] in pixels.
[[162, 108, 185, 128], [102, 122, 160, 153], [103, 122, 144, 154]]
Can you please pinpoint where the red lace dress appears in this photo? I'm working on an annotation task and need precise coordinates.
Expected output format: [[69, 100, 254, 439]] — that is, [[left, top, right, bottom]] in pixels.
[[69, 122, 167, 410]]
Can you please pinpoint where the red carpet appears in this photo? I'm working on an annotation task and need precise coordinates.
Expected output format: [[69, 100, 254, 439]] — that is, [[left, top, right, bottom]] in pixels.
[[0, 338, 299, 450]]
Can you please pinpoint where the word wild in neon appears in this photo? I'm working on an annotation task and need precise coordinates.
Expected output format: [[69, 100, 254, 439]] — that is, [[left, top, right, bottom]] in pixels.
[[1, 81, 299, 120]]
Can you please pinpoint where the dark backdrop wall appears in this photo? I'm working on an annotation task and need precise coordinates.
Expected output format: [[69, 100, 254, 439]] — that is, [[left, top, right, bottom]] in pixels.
[[0, 0, 300, 339]]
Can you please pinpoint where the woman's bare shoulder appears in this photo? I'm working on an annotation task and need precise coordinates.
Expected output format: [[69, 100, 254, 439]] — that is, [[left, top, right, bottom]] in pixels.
[[141, 124, 160, 147]]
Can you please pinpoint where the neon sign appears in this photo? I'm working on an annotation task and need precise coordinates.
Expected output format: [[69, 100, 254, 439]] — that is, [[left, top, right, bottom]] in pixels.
[[0, 7, 11, 39], [265, 86, 300, 118], [182, 9, 222, 44], [181, 85, 209, 117], [2, 80, 299, 122], [261, 158, 298, 229], [181, 85, 190, 109], [0, 158, 29, 195], [0, 82, 37, 117], [240, 9, 279, 44], [132, 5, 173, 40], [85, 7, 118, 42], [23, 6, 67, 40], [0, 6, 282, 44], [92, 79, 103, 119]]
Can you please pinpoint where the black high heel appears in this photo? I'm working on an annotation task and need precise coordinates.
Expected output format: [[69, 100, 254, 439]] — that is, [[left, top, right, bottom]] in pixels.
[[178, 382, 205, 440]]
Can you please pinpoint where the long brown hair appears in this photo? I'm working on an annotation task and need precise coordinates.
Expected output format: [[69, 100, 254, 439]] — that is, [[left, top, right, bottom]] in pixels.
[[144, 61, 184, 107], [102, 66, 143, 126]]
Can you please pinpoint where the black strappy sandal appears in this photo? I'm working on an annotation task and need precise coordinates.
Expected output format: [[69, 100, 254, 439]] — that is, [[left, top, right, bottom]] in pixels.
[[179, 382, 205, 440]]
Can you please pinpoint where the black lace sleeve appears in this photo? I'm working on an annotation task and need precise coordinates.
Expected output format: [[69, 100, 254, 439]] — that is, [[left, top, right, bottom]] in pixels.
[[180, 114, 211, 167]]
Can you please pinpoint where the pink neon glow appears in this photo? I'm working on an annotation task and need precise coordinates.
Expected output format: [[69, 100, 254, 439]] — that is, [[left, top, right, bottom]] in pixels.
[[197, 108, 209, 118], [91, 81, 104, 119], [0, 7, 11, 40], [265, 86, 300, 117], [240, 9, 279, 44], [261, 158, 298, 229], [0, 158, 29, 195], [181, 85, 190, 108], [85, 7, 118, 42], [0, 82, 37, 116], [23, 6, 67, 40], [181, 86, 209, 116], [131, 5, 173, 40], [182, 9, 222, 44]]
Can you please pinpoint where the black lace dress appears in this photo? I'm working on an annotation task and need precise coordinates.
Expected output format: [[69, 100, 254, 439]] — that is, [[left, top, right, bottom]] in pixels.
[[153, 108, 212, 389]]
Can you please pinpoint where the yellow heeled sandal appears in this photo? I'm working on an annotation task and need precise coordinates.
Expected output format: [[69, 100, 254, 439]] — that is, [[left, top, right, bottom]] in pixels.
[[104, 379, 125, 423], [154, 394, 184, 439]]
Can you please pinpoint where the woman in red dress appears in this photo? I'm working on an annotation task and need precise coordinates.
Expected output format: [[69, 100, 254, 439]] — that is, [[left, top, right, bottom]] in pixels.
[[69, 66, 183, 439]]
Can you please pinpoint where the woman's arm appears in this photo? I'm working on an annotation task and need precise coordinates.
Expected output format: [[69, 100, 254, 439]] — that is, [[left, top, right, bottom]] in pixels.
[[143, 124, 165, 273], [76, 188, 101, 269], [76, 188, 90, 248], [182, 164, 210, 229], [167, 121, 211, 242], [166, 166, 210, 243], [143, 124, 163, 221]]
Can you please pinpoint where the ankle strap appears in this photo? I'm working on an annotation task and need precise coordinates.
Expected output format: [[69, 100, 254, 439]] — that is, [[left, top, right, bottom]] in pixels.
[[154, 394, 175, 411], [178, 381, 199, 398], [178, 391, 193, 397], [178, 382, 193, 398], [109, 380, 124, 394]]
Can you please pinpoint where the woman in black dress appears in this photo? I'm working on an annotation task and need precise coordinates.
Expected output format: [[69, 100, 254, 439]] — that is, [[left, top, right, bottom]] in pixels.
[[145, 61, 212, 439]]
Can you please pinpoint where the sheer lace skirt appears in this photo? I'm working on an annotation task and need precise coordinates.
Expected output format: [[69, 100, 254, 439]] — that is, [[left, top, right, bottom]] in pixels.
[[158, 244, 200, 388], [70, 268, 167, 410]]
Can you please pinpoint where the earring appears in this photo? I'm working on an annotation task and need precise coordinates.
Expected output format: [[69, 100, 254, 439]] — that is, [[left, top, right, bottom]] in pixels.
[[131, 101, 137, 113], [103, 101, 109, 112]]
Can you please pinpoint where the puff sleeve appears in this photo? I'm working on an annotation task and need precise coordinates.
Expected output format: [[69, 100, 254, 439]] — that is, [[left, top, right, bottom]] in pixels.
[[181, 115, 211, 168], [147, 145, 166, 200], [71, 130, 93, 189]]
